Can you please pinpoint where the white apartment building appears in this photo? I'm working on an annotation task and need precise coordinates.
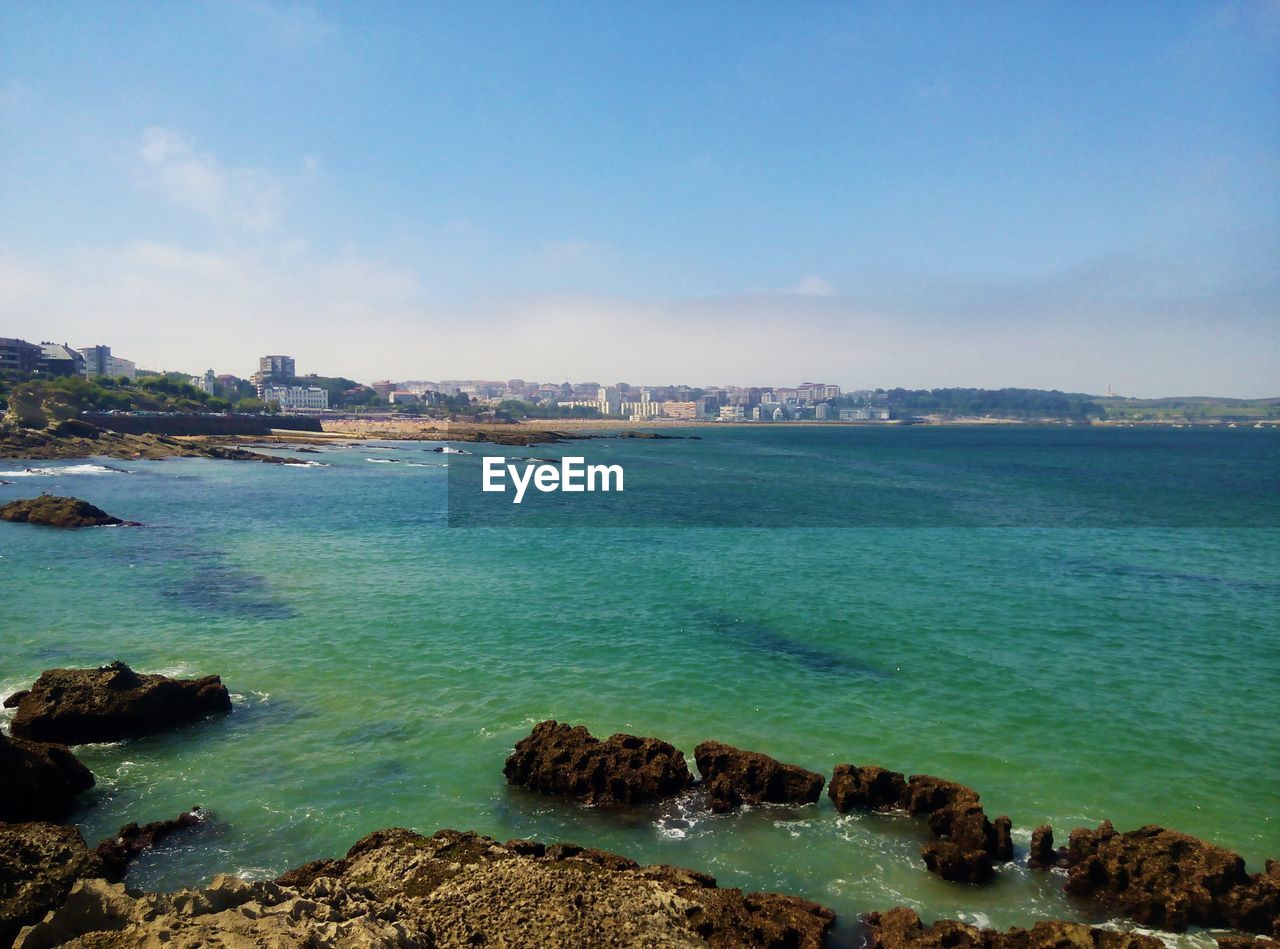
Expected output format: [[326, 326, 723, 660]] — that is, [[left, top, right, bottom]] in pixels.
[[262, 384, 329, 414]]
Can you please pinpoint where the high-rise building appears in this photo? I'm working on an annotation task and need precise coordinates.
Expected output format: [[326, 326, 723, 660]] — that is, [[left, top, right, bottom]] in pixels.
[[78, 345, 136, 379], [258, 355, 296, 379]]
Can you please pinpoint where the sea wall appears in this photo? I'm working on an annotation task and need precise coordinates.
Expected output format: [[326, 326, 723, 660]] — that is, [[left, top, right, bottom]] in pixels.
[[78, 414, 323, 435]]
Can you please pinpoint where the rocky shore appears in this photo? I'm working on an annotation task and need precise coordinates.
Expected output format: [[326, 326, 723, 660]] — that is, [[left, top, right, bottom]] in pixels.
[[0, 418, 311, 463], [3, 678, 1276, 947]]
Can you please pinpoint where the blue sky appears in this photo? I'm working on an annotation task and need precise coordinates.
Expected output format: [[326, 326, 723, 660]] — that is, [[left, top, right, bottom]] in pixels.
[[2, 1, 1277, 395]]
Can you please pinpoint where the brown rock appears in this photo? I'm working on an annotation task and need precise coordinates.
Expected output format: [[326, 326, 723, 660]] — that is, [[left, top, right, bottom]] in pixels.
[[0, 495, 137, 529], [1029, 824, 1068, 870], [862, 905, 1164, 949], [902, 774, 981, 816], [503, 720, 694, 805], [3, 690, 29, 709], [828, 764, 908, 812], [0, 732, 95, 823], [692, 740, 824, 812], [1065, 821, 1279, 934], [0, 822, 109, 947], [920, 841, 994, 885], [17, 827, 836, 948], [95, 808, 208, 879], [9, 660, 232, 744]]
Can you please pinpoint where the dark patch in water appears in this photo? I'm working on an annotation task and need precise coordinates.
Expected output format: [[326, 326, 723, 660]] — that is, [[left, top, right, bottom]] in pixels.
[[151, 548, 296, 620], [339, 721, 416, 745], [692, 608, 886, 679], [1063, 558, 1280, 594]]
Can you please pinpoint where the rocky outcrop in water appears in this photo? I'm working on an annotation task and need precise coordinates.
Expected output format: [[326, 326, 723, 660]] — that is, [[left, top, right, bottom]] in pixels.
[[1028, 824, 1069, 870], [16, 827, 837, 948], [0, 822, 109, 947], [0, 496, 137, 529], [692, 741, 824, 813], [503, 720, 694, 805], [862, 905, 1162, 949], [94, 808, 208, 880], [0, 732, 95, 823], [828, 765, 1012, 884], [1062, 821, 1280, 935], [8, 661, 232, 745]]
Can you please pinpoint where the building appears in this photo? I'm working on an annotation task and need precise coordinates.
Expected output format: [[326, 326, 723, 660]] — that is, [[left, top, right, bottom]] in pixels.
[[0, 337, 42, 376], [839, 407, 891, 421], [37, 343, 86, 377], [661, 401, 700, 420], [259, 355, 296, 379], [388, 391, 421, 405], [78, 345, 136, 380], [261, 384, 329, 414], [814, 403, 831, 420], [719, 405, 746, 421]]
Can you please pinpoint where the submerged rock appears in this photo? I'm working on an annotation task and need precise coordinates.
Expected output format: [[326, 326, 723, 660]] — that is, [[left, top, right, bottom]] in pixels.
[[8, 660, 232, 744], [693, 741, 824, 813], [828, 764, 1013, 885], [17, 827, 837, 948], [862, 905, 1163, 949], [0, 822, 109, 947], [1064, 821, 1280, 935], [0, 732, 95, 823], [0, 495, 138, 529], [504, 720, 694, 805], [94, 808, 208, 880]]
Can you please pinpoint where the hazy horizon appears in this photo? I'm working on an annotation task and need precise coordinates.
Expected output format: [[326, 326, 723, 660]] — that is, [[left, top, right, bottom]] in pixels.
[[2, 2, 1277, 398]]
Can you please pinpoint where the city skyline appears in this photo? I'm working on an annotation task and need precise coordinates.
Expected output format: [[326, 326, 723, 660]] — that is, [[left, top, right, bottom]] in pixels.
[[2, 2, 1277, 396]]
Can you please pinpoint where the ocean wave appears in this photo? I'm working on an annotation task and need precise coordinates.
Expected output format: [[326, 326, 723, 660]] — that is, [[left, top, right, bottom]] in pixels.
[[0, 463, 125, 477], [366, 458, 400, 464]]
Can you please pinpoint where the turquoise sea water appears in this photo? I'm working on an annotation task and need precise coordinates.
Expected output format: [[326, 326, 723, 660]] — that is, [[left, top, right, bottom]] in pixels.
[[1, 426, 1277, 945]]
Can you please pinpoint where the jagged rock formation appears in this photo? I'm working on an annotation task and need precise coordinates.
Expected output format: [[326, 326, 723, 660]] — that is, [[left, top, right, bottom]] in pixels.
[[94, 808, 208, 880], [692, 741, 824, 813], [503, 720, 694, 805], [0, 732, 95, 823], [8, 661, 232, 744], [0, 496, 137, 529], [862, 905, 1162, 949], [828, 765, 1012, 884], [1027, 824, 1069, 870], [0, 822, 109, 947], [1062, 821, 1280, 935], [15, 827, 837, 948]]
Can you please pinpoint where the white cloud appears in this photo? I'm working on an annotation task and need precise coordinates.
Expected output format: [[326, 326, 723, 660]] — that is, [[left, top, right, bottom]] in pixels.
[[791, 274, 836, 297], [135, 127, 284, 231]]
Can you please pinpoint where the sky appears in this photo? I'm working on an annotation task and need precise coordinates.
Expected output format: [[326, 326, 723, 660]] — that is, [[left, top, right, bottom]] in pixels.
[[1, 1, 1277, 396]]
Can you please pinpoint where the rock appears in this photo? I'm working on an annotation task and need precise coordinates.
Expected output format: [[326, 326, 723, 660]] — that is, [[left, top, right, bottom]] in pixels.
[[1029, 824, 1069, 870], [49, 419, 100, 439], [18, 827, 837, 948], [9, 660, 232, 744], [828, 764, 908, 812], [0, 732, 95, 823], [3, 689, 30, 708], [95, 808, 208, 879], [692, 741, 824, 812], [0, 495, 138, 529], [827, 763, 1012, 884], [862, 905, 1164, 949], [0, 822, 110, 947], [1065, 821, 1280, 935], [1218, 938, 1280, 949], [503, 720, 694, 805], [920, 841, 994, 885], [902, 774, 980, 816]]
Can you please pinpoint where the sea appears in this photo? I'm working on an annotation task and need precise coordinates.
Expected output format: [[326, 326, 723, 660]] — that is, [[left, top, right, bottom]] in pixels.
[[2, 425, 1277, 946]]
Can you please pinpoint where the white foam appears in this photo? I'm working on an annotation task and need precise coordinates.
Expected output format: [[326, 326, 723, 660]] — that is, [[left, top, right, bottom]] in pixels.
[[365, 458, 399, 464], [0, 463, 121, 477]]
